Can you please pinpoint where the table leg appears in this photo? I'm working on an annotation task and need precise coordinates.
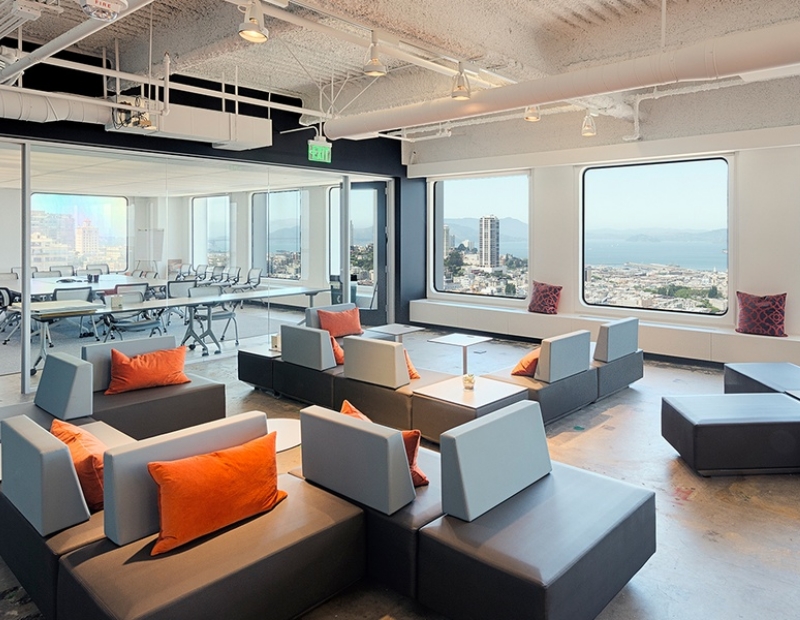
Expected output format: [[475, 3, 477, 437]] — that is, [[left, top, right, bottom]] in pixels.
[[462, 346, 468, 375], [180, 306, 209, 356]]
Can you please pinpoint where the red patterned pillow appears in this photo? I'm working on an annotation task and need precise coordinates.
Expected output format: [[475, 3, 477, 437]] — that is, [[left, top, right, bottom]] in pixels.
[[736, 291, 787, 337], [528, 281, 562, 315]]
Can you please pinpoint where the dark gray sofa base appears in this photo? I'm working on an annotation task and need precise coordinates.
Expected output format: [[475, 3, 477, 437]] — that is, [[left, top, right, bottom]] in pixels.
[[482, 367, 598, 424], [417, 461, 656, 620], [57, 474, 365, 620], [0, 491, 106, 620], [594, 349, 644, 400], [91, 373, 226, 440], [662, 393, 800, 476], [272, 360, 344, 408], [238, 347, 279, 392]]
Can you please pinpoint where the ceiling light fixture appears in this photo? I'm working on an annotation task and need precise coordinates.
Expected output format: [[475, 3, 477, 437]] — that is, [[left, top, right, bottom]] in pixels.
[[77, 0, 128, 22], [238, 0, 268, 44], [363, 31, 386, 77], [581, 111, 597, 137], [523, 105, 541, 122], [451, 62, 471, 100]]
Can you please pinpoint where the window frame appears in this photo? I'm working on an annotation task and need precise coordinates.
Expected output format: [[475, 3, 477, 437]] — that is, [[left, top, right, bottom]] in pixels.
[[580, 156, 731, 317], [427, 171, 532, 305], [251, 188, 306, 281]]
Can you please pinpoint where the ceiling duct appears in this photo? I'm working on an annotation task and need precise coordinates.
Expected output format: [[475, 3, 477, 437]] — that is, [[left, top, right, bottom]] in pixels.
[[324, 21, 800, 140]]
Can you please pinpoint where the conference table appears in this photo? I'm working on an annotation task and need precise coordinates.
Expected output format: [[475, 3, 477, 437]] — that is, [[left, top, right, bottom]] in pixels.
[[0, 274, 168, 298], [11, 284, 327, 371]]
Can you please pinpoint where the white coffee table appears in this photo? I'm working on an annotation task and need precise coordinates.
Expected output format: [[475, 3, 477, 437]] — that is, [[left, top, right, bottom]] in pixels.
[[266, 418, 302, 453], [412, 376, 527, 442], [369, 323, 424, 343], [428, 333, 492, 374]]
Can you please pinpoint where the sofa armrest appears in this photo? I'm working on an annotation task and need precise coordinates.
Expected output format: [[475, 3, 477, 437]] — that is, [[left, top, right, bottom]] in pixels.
[[280, 325, 336, 370], [343, 336, 409, 389], [595, 317, 639, 362], [534, 330, 591, 383]]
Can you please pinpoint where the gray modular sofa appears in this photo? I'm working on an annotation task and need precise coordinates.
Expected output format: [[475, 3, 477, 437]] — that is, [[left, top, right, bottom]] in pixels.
[[591, 317, 644, 399], [417, 401, 657, 620], [483, 330, 599, 423], [82, 335, 226, 439], [1, 411, 364, 620]]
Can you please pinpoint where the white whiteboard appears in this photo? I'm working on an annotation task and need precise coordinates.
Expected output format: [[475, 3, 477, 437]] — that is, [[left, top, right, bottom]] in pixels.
[[135, 228, 164, 261]]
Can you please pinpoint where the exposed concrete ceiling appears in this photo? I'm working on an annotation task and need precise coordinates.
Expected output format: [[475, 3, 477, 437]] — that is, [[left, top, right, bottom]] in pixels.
[[4, 0, 800, 139]]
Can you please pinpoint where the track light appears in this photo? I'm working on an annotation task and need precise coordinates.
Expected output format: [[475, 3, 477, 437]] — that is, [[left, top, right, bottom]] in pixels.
[[363, 31, 386, 77], [581, 111, 597, 137], [451, 62, 471, 100], [238, 0, 268, 44], [523, 105, 541, 122]]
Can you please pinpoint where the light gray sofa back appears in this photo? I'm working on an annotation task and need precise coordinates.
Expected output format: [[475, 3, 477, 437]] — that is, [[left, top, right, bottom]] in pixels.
[[534, 330, 591, 383], [440, 400, 551, 522], [33, 352, 94, 420], [304, 302, 357, 329], [103, 411, 268, 546], [342, 336, 409, 389], [594, 317, 639, 362], [82, 335, 178, 392], [301, 405, 415, 515], [280, 324, 336, 370], [1, 415, 90, 536]]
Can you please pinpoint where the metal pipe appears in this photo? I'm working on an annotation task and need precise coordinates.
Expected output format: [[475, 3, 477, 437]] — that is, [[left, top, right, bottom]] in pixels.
[[20, 142, 31, 393], [162, 52, 170, 116]]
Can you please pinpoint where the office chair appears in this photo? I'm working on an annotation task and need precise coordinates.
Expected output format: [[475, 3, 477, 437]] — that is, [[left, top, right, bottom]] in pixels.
[[50, 266, 76, 276], [86, 263, 110, 274], [188, 284, 239, 347], [102, 291, 163, 342], [52, 286, 100, 340], [165, 278, 197, 325]]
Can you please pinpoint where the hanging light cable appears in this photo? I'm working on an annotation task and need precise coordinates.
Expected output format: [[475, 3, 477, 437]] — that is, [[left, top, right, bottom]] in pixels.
[[363, 31, 386, 77]]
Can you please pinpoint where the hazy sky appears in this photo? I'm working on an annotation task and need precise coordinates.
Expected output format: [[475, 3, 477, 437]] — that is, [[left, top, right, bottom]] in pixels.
[[584, 158, 728, 231], [441, 174, 529, 220], [32, 194, 127, 232]]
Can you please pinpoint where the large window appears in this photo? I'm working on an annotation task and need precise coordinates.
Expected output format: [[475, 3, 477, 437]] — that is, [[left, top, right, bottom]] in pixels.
[[252, 190, 304, 280], [31, 193, 128, 271], [432, 175, 529, 299], [583, 159, 729, 315], [192, 195, 231, 267]]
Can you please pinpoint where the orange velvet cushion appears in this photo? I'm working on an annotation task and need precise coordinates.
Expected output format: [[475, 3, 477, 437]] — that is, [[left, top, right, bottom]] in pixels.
[[339, 402, 428, 487], [331, 336, 345, 365], [404, 349, 421, 379], [317, 307, 363, 338], [50, 420, 107, 512], [147, 432, 287, 556], [511, 348, 541, 377], [105, 346, 191, 395]]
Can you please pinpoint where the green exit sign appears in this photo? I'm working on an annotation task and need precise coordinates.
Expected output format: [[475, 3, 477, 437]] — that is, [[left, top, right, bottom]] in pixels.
[[308, 139, 332, 163]]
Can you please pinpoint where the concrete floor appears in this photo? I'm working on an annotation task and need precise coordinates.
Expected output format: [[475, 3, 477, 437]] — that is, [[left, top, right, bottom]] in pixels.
[[1, 324, 799, 620]]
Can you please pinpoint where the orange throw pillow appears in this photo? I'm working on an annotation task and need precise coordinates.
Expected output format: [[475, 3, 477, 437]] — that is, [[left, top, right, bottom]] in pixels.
[[317, 307, 363, 338], [511, 348, 541, 377], [339, 402, 428, 487], [50, 420, 107, 512], [147, 432, 287, 556], [401, 429, 429, 487], [105, 346, 191, 395], [340, 399, 371, 422], [404, 349, 421, 380], [330, 336, 345, 365]]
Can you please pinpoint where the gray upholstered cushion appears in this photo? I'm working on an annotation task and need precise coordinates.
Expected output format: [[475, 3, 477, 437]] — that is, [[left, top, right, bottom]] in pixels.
[[1, 415, 90, 536], [594, 317, 639, 363], [280, 325, 336, 371], [81, 335, 178, 392], [103, 411, 269, 546], [440, 400, 551, 522], [342, 336, 409, 389], [33, 352, 94, 420], [534, 330, 591, 383], [300, 405, 415, 515]]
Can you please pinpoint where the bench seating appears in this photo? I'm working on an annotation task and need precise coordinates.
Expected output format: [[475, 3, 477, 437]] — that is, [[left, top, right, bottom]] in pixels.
[[82, 336, 226, 439], [592, 317, 644, 399], [723, 362, 800, 394], [417, 401, 657, 620], [661, 393, 800, 476]]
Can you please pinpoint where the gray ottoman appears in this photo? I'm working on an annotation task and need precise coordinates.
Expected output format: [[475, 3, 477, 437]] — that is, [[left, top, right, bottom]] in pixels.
[[724, 362, 800, 394], [661, 393, 800, 476]]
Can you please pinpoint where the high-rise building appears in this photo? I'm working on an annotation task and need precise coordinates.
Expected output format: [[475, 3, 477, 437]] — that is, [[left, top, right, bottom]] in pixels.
[[443, 224, 453, 252], [479, 215, 500, 268], [76, 219, 100, 257]]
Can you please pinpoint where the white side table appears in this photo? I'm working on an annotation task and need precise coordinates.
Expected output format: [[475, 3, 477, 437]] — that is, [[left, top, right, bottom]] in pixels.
[[428, 333, 492, 374], [368, 323, 424, 343]]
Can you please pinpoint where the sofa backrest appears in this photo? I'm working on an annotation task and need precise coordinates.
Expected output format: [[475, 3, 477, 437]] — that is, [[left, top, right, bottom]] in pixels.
[[280, 324, 336, 371], [301, 405, 415, 515], [594, 317, 639, 363], [33, 352, 93, 420], [82, 335, 178, 392], [534, 330, 591, 383], [1, 415, 90, 536], [440, 400, 551, 522], [104, 411, 268, 546], [342, 336, 409, 389], [304, 302, 357, 329]]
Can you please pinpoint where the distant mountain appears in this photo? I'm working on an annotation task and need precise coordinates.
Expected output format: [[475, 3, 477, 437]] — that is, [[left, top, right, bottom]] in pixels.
[[586, 228, 727, 243]]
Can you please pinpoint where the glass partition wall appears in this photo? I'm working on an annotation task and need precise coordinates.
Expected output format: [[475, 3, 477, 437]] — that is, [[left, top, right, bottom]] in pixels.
[[0, 141, 390, 385]]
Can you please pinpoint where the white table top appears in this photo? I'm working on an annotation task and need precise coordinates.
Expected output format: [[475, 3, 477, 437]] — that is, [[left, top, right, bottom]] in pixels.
[[413, 376, 526, 409], [428, 333, 493, 347], [369, 323, 424, 337]]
